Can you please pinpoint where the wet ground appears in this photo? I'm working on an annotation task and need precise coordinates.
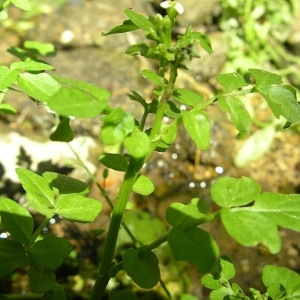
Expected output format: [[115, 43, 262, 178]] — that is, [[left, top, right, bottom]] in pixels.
[[1, 0, 300, 299]]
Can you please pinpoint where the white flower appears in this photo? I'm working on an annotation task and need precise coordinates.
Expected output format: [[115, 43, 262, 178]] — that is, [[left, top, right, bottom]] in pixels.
[[160, 1, 184, 15]]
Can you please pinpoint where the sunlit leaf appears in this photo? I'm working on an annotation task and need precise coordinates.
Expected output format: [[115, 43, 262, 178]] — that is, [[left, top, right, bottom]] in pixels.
[[10, 61, 54, 71], [251, 193, 300, 231], [11, 0, 32, 10], [48, 87, 108, 118], [259, 85, 300, 123], [16, 168, 54, 207], [248, 69, 282, 88], [166, 198, 209, 228], [133, 175, 154, 196], [100, 108, 135, 145], [216, 73, 250, 93], [124, 131, 151, 158], [173, 88, 204, 107], [0, 66, 19, 90], [124, 10, 154, 33], [220, 208, 281, 254], [218, 94, 251, 139], [17, 72, 60, 102], [142, 69, 164, 87], [102, 19, 139, 35], [55, 195, 102, 223], [263, 265, 300, 299], [211, 177, 261, 208], [182, 110, 211, 150]]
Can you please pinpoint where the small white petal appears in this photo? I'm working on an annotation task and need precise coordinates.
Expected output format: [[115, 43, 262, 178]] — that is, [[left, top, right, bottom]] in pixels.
[[174, 2, 184, 14], [160, 1, 171, 9]]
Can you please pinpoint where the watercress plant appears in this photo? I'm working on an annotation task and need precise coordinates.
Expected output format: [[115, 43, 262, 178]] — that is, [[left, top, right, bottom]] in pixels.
[[1, 1, 300, 299]]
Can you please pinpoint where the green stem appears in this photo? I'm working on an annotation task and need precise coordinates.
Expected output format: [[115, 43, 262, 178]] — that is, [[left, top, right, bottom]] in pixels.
[[25, 213, 53, 251], [89, 157, 140, 300]]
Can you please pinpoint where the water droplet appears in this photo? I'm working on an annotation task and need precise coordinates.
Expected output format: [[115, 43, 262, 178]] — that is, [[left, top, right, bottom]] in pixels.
[[49, 218, 56, 224], [215, 166, 224, 174], [200, 181, 207, 188], [171, 153, 178, 160], [189, 182, 196, 188]]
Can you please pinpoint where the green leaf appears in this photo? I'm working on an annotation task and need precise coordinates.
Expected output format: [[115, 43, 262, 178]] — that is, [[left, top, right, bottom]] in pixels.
[[166, 198, 209, 228], [17, 72, 60, 102], [11, 0, 32, 10], [0, 294, 9, 300], [164, 101, 181, 118], [248, 69, 282, 88], [180, 294, 198, 300], [262, 265, 300, 299], [102, 19, 139, 36], [211, 177, 261, 208], [16, 168, 55, 207], [10, 61, 54, 71], [219, 255, 236, 280], [234, 124, 276, 167], [124, 131, 151, 158], [209, 287, 235, 299], [127, 90, 148, 110], [100, 108, 135, 145], [123, 248, 160, 289], [0, 103, 17, 114], [252, 193, 300, 231], [24, 41, 56, 57], [201, 273, 222, 290], [133, 175, 154, 196], [0, 198, 34, 244], [48, 87, 108, 118], [50, 116, 74, 142], [220, 208, 281, 254], [28, 234, 72, 270], [55, 195, 102, 223], [43, 172, 90, 195], [173, 88, 204, 107], [124, 10, 154, 33], [161, 122, 177, 144], [0, 66, 19, 90], [182, 110, 211, 150], [258, 85, 300, 123], [142, 69, 164, 87], [99, 153, 128, 171], [218, 95, 251, 139], [0, 239, 29, 277], [168, 227, 219, 273], [216, 73, 250, 93], [28, 266, 55, 293], [201, 255, 236, 290], [42, 284, 67, 300], [125, 43, 149, 56], [191, 32, 213, 54], [26, 193, 53, 216]]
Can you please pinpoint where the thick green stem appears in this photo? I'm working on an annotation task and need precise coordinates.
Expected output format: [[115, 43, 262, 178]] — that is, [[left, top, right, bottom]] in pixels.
[[89, 157, 139, 300]]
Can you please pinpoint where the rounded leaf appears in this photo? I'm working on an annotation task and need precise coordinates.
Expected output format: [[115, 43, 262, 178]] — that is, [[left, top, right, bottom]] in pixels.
[[123, 248, 160, 289], [28, 234, 72, 269], [124, 131, 151, 158]]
